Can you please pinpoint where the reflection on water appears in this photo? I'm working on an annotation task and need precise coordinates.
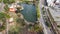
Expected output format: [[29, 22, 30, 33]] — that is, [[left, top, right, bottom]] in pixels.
[[20, 3, 37, 22]]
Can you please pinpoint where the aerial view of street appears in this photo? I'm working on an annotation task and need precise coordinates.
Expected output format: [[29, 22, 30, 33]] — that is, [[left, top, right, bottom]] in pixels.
[[0, 0, 60, 34]]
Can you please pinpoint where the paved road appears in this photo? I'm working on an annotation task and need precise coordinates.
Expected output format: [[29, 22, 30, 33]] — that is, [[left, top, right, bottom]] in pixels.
[[39, 0, 53, 34]]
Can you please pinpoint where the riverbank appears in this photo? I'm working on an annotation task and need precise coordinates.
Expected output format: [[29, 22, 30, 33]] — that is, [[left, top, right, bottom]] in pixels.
[[36, 4, 40, 20]]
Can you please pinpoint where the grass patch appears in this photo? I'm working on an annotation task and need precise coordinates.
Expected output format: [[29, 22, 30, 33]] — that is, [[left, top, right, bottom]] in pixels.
[[36, 5, 40, 19]]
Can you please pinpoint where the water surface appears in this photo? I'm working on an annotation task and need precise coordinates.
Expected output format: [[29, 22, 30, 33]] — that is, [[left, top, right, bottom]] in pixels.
[[20, 3, 37, 22]]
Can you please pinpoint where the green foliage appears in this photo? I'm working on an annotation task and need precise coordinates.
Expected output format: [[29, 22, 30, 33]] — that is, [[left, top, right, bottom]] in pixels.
[[0, 0, 2, 2], [28, 24, 43, 32], [9, 23, 23, 34], [34, 24, 43, 32], [3, 0, 8, 4], [9, 0, 15, 4], [16, 8, 20, 13], [36, 6, 40, 19], [0, 13, 5, 19], [9, 25, 20, 32], [16, 17, 25, 26], [45, 22, 51, 27], [4, 13, 10, 18], [9, 25, 20, 34], [4, 4, 9, 13], [3, 0, 15, 4], [0, 24, 6, 31], [0, 13, 6, 31], [25, 1, 29, 4], [0, 12, 10, 19], [0, 12, 10, 31], [34, 25, 40, 32], [16, 18, 24, 23], [0, 12, 7, 22]]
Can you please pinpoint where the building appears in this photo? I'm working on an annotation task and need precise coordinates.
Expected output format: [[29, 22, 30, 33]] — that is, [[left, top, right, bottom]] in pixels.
[[9, 7, 16, 12], [9, 4, 17, 12]]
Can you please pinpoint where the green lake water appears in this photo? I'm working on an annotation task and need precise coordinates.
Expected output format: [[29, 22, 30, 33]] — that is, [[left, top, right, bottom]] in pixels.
[[20, 3, 37, 22]]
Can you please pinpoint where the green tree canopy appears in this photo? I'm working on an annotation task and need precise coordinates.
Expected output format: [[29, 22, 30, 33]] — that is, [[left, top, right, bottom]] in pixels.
[[0, 12, 10, 19], [3, 0, 8, 4], [0, 12, 10, 31], [9, 0, 15, 4], [4, 4, 9, 13], [3, 0, 15, 4], [0, 0, 2, 2]]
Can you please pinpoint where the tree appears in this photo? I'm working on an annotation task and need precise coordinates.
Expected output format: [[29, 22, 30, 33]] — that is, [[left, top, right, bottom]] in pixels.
[[3, 0, 8, 4], [4, 4, 9, 13], [0, 12, 10, 31], [16, 17, 25, 26], [28, 23, 43, 33], [15, 6, 21, 13], [34, 24, 43, 32], [16, 13, 26, 27], [9, 0, 15, 4], [8, 25, 20, 34], [3, 0, 15, 4], [0, 12, 10, 19], [0, 0, 2, 2]]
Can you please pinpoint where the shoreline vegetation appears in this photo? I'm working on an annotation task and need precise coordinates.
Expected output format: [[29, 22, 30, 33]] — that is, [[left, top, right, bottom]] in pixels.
[[0, 0, 44, 34]]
